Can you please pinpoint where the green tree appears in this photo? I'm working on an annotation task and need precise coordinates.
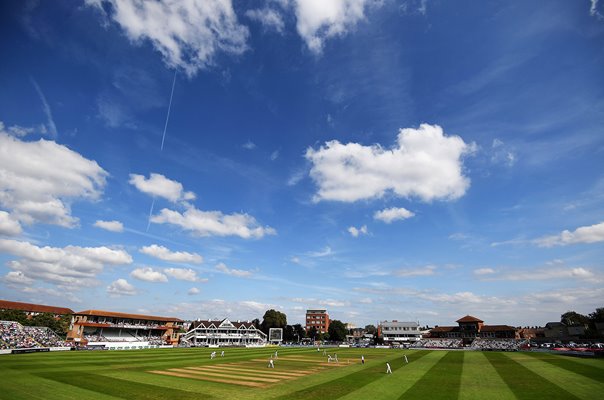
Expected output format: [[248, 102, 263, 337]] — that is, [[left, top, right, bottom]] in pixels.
[[283, 325, 295, 341], [251, 318, 261, 329], [589, 307, 604, 323], [293, 324, 306, 341], [260, 309, 287, 335], [328, 319, 348, 342], [364, 324, 377, 334], [0, 309, 28, 325], [308, 326, 318, 340], [561, 311, 589, 326]]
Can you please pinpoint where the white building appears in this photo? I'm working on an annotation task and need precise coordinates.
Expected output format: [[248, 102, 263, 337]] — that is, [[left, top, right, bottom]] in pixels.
[[184, 318, 267, 347], [379, 320, 421, 345]]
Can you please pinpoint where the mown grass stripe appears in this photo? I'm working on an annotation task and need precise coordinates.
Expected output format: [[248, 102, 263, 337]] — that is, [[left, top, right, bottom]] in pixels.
[[36, 371, 211, 400], [459, 351, 516, 400], [398, 350, 464, 400], [502, 352, 604, 400], [484, 352, 581, 400], [337, 350, 446, 400], [275, 350, 432, 400], [521, 352, 604, 383]]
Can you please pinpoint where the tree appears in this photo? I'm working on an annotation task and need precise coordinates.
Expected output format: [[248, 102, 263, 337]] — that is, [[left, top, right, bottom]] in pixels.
[[589, 308, 604, 323], [364, 324, 376, 334], [0, 309, 28, 325], [561, 311, 589, 326], [260, 309, 287, 335], [251, 318, 261, 329], [308, 326, 318, 341], [283, 325, 295, 341], [293, 324, 306, 341], [328, 320, 348, 342]]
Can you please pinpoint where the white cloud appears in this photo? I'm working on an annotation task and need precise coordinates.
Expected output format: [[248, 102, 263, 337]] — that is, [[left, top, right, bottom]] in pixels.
[[293, 0, 378, 54], [306, 124, 473, 203], [534, 221, 604, 247], [164, 267, 206, 282], [0, 239, 132, 287], [242, 140, 257, 150], [270, 149, 280, 161], [490, 138, 516, 167], [140, 244, 202, 264], [394, 265, 436, 277], [215, 262, 253, 278], [374, 207, 415, 223], [399, 0, 428, 16], [289, 296, 349, 307], [0, 211, 22, 236], [93, 219, 124, 232], [474, 268, 496, 275], [307, 246, 333, 257], [245, 8, 285, 33], [359, 297, 372, 304], [86, 0, 249, 77], [348, 225, 368, 237], [0, 121, 41, 137], [478, 267, 598, 282], [188, 287, 200, 295], [130, 267, 168, 282], [591, 0, 603, 20], [129, 173, 195, 203], [0, 132, 107, 228], [151, 205, 276, 239], [3, 271, 34, 286], [107, 278, 137, 296]]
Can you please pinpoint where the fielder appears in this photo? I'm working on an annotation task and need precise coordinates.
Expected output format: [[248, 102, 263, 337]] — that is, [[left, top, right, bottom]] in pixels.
[[221, 350, 225, 357], [210, 351, 216, 359], [386, 362, 392, 374], [268, 359, 275, 368], [404, 354, 408, 364], [361, 355, 365, 364]]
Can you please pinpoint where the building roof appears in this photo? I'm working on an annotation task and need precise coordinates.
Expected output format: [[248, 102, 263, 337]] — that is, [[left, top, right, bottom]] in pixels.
[[456, 315, 484, 323], [75, 310, 182, 322], [189, 319, 257, 330], [0, 299, 73, 315], [430, 326, 458, 333], [480, 325, 516, 332]]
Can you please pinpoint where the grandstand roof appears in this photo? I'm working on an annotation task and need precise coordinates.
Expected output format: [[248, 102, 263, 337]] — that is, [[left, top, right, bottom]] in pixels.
[[480, 325, 516, 332], [430, 326, 458, 333], [75, 310, 182, 322], [0, 299, 73, 315], [190, 319, 256, 330], [456, 315, 484, 323]]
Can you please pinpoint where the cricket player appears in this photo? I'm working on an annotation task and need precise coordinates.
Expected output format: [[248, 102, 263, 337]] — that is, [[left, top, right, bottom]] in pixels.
[[268, 358, 275, 368], [404, 354, 408, 363], [386, 362, 392, 374], [361, 355, 365, 364]]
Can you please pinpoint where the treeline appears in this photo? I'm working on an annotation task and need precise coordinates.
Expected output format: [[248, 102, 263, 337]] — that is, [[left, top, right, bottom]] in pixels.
[[560, 307, 604, 338], [0, 309, 70, 334], [255, 309, 352, 342]]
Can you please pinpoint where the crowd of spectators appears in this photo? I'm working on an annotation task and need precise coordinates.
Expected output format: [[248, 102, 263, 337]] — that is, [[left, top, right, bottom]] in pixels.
[[23, 326, 70, 347], [1, 321, 71, 349], [470, 338, 527, 351], [411, 339, 463, 348]]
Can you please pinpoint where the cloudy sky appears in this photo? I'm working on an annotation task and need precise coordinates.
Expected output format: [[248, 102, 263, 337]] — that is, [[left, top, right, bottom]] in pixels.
[[0, 0, 603, 327]]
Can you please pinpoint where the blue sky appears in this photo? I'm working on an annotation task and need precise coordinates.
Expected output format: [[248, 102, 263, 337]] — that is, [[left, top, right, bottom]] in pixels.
[[0, 0, 603, 327]]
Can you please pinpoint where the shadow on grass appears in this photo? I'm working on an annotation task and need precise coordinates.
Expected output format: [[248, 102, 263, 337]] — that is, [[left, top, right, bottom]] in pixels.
[[36, 371, 215, 400], [397, 351, 464, 400], [484, 352, 580, 400], [276, 351, 431, 400]]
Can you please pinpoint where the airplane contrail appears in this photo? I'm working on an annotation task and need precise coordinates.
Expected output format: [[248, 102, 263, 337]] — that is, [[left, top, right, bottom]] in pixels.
[[160, 70, 177, 151], [147, 70, 177, 231]]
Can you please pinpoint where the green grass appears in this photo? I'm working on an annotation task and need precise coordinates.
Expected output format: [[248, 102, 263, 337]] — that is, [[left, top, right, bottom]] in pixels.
[[0, 347, 602, 399]]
